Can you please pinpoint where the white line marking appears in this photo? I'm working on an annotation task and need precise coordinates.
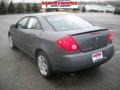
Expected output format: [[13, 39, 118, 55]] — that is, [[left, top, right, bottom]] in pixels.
[[115, 51, 120, 54]]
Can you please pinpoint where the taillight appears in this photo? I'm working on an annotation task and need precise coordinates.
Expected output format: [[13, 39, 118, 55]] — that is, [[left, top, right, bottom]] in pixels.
[[56, 35, 80, 51], [108, 30, 112, 43]]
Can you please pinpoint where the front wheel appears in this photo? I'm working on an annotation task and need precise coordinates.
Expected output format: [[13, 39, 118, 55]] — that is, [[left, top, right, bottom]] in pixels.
[[37, 51, 53, 79], [8, 35, 16, 49]]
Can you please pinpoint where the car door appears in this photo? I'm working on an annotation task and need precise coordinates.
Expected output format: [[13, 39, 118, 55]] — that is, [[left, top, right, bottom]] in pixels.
[[13, 17, 29, 49], [20, 16, 43, 56]]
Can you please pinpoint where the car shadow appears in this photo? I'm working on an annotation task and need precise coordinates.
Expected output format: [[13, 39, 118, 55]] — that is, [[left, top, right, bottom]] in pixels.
[[48, 66, 104, 88]]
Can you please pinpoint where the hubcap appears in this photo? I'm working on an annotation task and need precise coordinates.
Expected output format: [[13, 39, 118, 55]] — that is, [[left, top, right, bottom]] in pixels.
[[38, 55, 48, 76], [9, 36, 13, 47]]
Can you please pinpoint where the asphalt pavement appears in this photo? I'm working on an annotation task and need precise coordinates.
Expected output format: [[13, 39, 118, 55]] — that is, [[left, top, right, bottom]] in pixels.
[[0, 13, 120, 90]]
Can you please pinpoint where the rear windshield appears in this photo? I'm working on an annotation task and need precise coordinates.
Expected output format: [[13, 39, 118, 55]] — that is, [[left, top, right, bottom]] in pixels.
[[45, 14, 93, 31]]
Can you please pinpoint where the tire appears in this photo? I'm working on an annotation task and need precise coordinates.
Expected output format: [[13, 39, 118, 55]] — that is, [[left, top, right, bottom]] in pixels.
[[37, 51, 53, 79], [8, 35, 16, 49]]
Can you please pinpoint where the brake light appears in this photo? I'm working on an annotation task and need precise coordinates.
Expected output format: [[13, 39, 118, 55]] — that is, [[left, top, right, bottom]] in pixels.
[[56, 35, 80, 51], [108, 30, 112, 43]]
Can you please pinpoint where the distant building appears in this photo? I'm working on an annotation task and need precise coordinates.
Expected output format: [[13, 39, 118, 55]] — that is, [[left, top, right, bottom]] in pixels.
[[84, 4, 115, 13]]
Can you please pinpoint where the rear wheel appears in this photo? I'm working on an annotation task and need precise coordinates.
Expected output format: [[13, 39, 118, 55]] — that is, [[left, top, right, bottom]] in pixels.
[[37, 51, 53, 79], [8, 35, 16, 49]]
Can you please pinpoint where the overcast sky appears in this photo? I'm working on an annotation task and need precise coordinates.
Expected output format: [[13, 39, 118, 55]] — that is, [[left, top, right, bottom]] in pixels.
[[1, 0, 117, 3]]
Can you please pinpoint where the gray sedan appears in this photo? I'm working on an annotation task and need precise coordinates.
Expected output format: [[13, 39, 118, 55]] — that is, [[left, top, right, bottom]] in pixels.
[[8, 12, 114, 78]]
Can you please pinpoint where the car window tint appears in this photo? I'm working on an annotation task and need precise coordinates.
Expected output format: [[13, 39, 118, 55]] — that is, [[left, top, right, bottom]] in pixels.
[[46, 15, 93, 31], [36, 22, 42, 30], [27, 17, 38, 29], [17, 17, 28, 28]]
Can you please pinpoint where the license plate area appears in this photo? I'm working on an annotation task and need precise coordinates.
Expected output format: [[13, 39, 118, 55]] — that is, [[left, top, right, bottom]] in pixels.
[[92, 52, 103, 62]]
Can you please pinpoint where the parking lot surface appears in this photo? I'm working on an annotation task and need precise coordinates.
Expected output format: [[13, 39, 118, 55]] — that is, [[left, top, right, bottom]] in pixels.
[[0, 13, 120, 90]]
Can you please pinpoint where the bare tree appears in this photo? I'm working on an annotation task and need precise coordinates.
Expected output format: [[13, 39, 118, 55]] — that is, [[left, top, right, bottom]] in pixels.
[[0, 0, 11, 4]]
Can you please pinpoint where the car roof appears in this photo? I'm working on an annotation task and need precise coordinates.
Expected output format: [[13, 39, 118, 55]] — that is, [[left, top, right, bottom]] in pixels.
[[25, 12, 69, 18]]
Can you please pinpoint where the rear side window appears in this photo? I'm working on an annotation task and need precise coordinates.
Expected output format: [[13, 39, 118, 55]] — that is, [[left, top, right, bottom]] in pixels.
[[17, 17, 29, 28], [27, 17, 38, 29]]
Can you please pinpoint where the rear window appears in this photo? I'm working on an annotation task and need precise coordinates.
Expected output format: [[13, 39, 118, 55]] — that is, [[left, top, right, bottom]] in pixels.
[[45, 14, 93, 31]]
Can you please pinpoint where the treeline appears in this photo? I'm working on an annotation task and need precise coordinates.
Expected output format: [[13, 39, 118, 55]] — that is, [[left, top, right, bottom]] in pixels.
[[80, 1, 120, 7], [0, 1, 41, 15]]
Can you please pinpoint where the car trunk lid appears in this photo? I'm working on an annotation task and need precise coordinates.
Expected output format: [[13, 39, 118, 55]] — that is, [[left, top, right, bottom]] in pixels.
[[60, 26, 109, 52], [73, 30, 108, 52]]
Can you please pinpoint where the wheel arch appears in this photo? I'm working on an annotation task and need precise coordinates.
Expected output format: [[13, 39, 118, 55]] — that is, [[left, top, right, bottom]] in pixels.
[[34, 48, 53, 70], [34, 48, 46, 60]]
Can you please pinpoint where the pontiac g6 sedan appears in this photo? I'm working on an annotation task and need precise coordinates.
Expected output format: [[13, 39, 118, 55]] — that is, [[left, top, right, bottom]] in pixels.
[[8, 12, 114, 78]]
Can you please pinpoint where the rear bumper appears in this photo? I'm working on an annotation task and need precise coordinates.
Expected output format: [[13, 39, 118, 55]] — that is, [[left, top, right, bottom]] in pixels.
[[51, 44, 114, 72]]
